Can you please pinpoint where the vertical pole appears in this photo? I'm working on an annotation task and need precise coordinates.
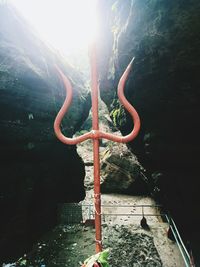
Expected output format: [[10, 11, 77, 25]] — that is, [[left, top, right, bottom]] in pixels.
[[90, 43, 102, 253]]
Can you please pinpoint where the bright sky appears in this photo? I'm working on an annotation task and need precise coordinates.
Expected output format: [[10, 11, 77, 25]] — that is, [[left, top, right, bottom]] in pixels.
[[10, 0, 98, 57]]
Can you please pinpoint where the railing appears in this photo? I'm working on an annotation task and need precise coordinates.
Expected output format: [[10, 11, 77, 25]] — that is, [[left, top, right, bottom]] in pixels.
[[81, 203, 162, 219], [165, 214, 195, 267]]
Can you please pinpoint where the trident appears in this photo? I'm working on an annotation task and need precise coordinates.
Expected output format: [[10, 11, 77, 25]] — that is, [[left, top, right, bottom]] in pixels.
[[54, 44, 140, 253]]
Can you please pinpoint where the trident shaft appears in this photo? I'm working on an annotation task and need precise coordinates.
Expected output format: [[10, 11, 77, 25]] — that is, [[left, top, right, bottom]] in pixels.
[[54, 44, 140, 253]]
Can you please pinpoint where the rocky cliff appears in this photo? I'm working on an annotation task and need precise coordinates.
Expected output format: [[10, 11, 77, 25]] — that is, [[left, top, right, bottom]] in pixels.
[[1, 0, 200, 263], [0, 4, 90, 263], [98, 0, 200, 257]]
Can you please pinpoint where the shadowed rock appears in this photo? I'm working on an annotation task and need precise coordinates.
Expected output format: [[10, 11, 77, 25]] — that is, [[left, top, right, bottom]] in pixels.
[[0, 3, 90, 263]]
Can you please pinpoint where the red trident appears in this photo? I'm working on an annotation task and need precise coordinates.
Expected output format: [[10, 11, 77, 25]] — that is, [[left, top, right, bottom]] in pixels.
[[54, 44, 140, 253]]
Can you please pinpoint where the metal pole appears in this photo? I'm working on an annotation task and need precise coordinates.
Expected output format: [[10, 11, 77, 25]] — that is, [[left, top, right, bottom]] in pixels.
[[90, 43, 102, 253], [54, 50, 140, 254]]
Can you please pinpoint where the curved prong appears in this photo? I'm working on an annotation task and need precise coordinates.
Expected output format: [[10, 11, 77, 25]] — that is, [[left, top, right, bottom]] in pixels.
[[54, 65, 92, 145], [99, 58, 140, 143]]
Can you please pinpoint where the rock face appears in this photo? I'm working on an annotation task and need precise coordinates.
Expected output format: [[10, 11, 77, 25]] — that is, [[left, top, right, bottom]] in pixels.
[[98, 0, 200, 254], [101, 143, 148, 194], [0, 4, 90, 263]]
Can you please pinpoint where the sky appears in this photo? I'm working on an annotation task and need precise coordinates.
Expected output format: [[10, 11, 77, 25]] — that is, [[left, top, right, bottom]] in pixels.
[[9, 0, 98, 57]]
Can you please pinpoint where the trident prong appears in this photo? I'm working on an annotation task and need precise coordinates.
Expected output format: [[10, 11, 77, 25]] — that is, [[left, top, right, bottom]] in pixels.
[[54, 44, 140, 253]]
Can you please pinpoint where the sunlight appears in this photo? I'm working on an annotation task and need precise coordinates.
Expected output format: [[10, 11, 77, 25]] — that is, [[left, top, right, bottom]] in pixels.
[[10, 0, 98, 56]]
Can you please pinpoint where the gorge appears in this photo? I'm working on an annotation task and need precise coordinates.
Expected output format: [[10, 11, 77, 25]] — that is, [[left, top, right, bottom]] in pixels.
[[0, 0, 200, 265]]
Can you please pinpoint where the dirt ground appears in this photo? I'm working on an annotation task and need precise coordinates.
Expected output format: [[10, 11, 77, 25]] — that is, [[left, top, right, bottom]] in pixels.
[[81, 192, 185, 267], [5, 137, 185, 266], [23, 212, 184, 267], [22, 139, 185, 267], [25, 223, 162, 267]]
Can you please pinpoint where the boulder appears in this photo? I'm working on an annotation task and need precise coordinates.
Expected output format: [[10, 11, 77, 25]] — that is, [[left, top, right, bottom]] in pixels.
[[101, 143, 148, 194]]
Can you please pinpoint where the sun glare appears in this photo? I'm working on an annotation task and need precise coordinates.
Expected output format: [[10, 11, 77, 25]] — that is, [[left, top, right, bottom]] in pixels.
[[10, 0, 98, 56]]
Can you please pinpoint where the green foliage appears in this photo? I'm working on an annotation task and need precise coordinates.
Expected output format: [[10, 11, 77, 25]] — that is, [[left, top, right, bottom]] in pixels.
[[17, 257, 27, 266], [110, 99, 126, 128], [98, 249, 110, 267], [19, 260, 27, 266], [83, 249, 110, 267]]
